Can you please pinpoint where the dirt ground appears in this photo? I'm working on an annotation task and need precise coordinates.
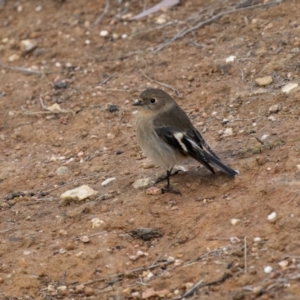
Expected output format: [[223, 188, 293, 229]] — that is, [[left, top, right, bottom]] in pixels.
[[1, 0, 300, 299]]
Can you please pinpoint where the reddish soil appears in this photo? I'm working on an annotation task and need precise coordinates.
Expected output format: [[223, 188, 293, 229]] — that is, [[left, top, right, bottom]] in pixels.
[[1, 0, 300, 299]]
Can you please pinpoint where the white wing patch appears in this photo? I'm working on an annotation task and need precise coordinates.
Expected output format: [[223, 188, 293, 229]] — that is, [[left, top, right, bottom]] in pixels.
[[174, 132, 188, 152]]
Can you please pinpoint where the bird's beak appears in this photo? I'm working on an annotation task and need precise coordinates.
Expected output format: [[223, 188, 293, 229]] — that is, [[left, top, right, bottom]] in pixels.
[[133, 99, 143, 106]]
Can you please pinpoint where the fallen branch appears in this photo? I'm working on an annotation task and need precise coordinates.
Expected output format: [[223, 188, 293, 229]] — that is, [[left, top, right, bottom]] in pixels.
[[0, 61, 43, 76], [154, 0, 283, 52], [93, 0, 110, 26]]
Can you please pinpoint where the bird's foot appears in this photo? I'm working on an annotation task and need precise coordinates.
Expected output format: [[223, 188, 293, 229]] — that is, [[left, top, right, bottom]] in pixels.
[[162, 185, 182, 196]]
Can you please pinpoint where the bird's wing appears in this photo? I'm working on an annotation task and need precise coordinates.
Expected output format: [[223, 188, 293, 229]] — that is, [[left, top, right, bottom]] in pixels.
[[187, 128, 220, 160], [155, 126, 216, 174], [155, 126, 238, 178]]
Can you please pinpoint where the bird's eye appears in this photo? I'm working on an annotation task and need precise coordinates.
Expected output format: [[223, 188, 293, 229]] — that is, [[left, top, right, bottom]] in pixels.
[[150, 98, 156, 104]]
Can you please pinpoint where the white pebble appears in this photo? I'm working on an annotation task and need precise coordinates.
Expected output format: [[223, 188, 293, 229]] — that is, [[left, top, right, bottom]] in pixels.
[[278, 260, 289, 269], [226, 55, 236, 63], [268, 115, 276, 121], [281, 82, 298, 94], [267, 212, 277, 222], [146, 272, 154, 280], [35, 5, 42, 12], [85, 40, 91, 45], [230, 237, 240, 244], [101, 177, 116, 187], [17, 5, 23, 12], [253, 237, 262, 242], [156, 14, 167, 24], [57, 285, 67, 292], [91, 218, 104, 229], [100, 30, 109, 37], [132, 178, 151, 189], [8, 54, 20, 62], [112, 33, 119, 40], [230, 218, 240, 226], [20, 39, 37, 52], [224, 128, 233, 136], [55, 62, 61, 68], [106, 133, 115, 139], [264, 266, 273, 273], [261, 134, 269, 141], [121, 34, 128, 39], [267, 167, 271, 171], [211, 111, 217, 116]]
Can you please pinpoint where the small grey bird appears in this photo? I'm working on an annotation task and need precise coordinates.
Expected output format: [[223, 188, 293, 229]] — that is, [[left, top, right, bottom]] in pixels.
[[133, 88, 238, 193]]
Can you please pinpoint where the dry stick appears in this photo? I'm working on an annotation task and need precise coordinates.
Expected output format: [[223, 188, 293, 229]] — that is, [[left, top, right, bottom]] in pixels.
[[151, 241, 174, 266], [98, 73, 115, 86], [80, 261, 173, 286], [0, 61, 43, 76], [244, 236, 247, 274], [0, 228, 15, 234], [153, 0, 283, 53], [93, 0, 110, 26]]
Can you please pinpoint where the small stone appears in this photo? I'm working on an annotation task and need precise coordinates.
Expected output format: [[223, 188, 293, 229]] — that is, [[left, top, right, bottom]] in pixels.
[[54, 81, 67, 89], [75, 284, 85, 293], [269, 104, 281, 114], [91, 218, 105, 229], [224, 128, 233, 136], [8, 54, 20, 62], [20, 39, 37, 52], [281, 82, 298, 94], [132, 178, 151, 189], [47, 285, 56, 292], [142, 288, 156, 299], [80, 236, 90, 243], [255, 76, 273, 86], [156, 289, 170, 297], [141, 162, 155, 169], [278, 260, 289, 270], [85, 40, 90, 45], [107, 133, 115, 139], [230, 219, 240, 226], [100, 30, 109, 37], [121, 34, 128, 39], [60, 185, 98, 203], [260, 135, 269, 141], [57, 285, 67, 293], [66, 243, 75, 251], [264, 266, 273, 273], [56, 166, 71, 176], [146, 186, 162, 195], [267, 212, 277, 222], [156, 14, 167, 24], [55, 62, 61, 68], [253, 237, 262, 242], [84, 287, 94, 296], [35, 5, 42, 12], [226, 55, 236, 63], [291, 47, 300, 53], [107, 104, 119, 112], [101, 177, 116, 187], [131, 291, 141, 298]]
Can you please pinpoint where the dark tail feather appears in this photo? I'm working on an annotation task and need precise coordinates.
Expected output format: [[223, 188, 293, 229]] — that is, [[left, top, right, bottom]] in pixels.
[[203, 151, 238, 178]]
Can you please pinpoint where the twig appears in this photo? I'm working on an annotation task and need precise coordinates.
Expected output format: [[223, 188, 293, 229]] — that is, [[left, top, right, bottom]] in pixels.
[[0, 228, 15, 234], [93, 0, 110, 26], [154, 0, 283, 52], [179, 279, 204, 299], [244, 236, 247, 274], [98, 73, 115, 86], [78, 260, 173, 286], [151, 242, 174, 266], [174, 271, 232, 300], [0, 61, 43, 76]]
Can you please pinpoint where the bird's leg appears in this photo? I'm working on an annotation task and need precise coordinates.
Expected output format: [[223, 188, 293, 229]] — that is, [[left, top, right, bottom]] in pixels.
[[154, 168, 180, 184], [161, 169, 182, 195]]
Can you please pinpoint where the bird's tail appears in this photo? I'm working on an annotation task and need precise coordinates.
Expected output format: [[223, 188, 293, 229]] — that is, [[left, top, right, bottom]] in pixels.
[[203, 151, 238, 178], [184, 137, 238, 178]]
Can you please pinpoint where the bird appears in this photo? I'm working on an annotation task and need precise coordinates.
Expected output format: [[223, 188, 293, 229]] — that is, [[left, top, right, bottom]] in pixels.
[[133, 88, 238, 193]]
